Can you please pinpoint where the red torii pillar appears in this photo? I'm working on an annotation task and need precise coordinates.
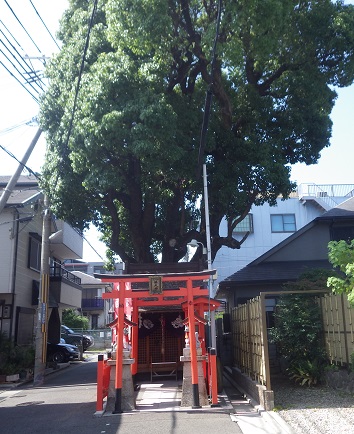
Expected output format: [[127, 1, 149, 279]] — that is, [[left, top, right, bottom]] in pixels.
[[186, 277, 200, 408], [131, 298, 138, 377], [99, 270, 217, 411], [113, 281, 125, 414]]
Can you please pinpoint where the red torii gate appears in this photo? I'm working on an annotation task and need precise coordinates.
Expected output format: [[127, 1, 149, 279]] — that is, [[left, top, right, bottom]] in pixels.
[[96, 269, 219, 413]]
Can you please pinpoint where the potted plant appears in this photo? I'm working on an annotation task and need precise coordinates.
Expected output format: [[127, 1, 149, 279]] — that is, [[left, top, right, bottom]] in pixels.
[[0, 333, 34, 382], [1, 363, 20, 382]]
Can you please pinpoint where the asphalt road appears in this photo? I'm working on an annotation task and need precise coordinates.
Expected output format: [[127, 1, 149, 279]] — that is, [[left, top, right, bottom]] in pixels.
[[0, 357, 243, 434]]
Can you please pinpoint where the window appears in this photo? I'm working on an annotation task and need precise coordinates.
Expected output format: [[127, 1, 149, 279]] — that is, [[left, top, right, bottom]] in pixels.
[[233, 214, 254, 233], [28, 234, 41, 271], [91, 314, 99, 329], [271, 214, 296, 233]]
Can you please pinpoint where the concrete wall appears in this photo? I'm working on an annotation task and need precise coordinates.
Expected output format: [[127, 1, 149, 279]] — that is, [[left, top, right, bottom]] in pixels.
[[214, 196, 329, 287]]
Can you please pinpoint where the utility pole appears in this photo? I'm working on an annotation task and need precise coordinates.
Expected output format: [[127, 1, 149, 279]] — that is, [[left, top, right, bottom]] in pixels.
[[33, 193, 51, 386], [0, 128, 42, 214], [203, 164, 217, 350]]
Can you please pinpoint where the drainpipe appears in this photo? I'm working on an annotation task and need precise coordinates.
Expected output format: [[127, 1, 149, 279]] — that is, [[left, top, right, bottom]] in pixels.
[[9, 208, 20, 340], [33, 193, 51, 386]]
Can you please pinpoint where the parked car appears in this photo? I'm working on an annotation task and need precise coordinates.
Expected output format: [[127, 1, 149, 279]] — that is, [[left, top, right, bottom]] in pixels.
[[60, 325, 94, 352], [47, 342, 80, 363]]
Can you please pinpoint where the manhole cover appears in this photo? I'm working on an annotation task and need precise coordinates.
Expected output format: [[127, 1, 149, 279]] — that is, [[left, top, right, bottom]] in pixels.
[[16, 401, 44, 407]]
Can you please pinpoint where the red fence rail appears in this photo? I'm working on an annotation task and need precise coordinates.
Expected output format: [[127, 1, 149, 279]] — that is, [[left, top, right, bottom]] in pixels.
[[96, 354, 111, 412]]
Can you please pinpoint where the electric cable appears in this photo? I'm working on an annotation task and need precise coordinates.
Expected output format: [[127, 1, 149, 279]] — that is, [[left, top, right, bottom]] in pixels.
[[0, 143, 40, 178], [64, 0, 98, 151], [0, 22, 46, 90], [3, 0, 42, 53], [0, 44, 43, 93], [78, 229, 105, 261], [0, 118, 35, 136], [0, 19, 44, 86], [0, 58, 38, 102], [196, 0, 222, 179], [0, 19, 28, 58], [194, 0, 223, 349], [29, 0, 61, 50]]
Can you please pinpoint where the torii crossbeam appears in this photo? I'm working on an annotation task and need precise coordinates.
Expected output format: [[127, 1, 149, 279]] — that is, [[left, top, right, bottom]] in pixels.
[[95, 269, 218, 412]]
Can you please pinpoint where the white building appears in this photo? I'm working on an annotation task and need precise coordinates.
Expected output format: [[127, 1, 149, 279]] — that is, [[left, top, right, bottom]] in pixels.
[[63, 260, 124, 329], [214, 183, 354, 290]]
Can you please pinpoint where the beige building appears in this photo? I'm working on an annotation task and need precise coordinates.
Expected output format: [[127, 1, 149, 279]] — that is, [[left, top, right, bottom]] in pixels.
[[0, 175, 83, 345]]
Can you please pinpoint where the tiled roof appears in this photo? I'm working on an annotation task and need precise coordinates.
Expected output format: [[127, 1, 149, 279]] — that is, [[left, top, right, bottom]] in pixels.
[[0, 175, 41, 205], [218, 194, 354, 293], [0, 174, 39, 187], [4, 189, 41, 205], [316, 196, 354, 219], [219, 260, 333, 288], [71, 271, 105, 286]]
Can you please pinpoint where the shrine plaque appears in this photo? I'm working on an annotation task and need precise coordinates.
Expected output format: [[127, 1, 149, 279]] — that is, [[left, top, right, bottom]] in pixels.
[[149, 276, 163, 294]]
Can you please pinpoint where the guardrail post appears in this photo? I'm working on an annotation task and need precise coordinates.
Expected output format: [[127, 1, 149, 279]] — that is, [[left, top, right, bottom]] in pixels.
[[96, 354, 104, 411], [209, 348, 219, 406]]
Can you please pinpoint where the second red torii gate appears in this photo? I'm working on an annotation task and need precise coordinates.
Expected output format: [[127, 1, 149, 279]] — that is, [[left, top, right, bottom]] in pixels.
[[95, 269, 219, 413]]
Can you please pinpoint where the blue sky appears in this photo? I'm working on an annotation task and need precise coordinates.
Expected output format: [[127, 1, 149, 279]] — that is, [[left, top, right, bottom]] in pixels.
[[0, 1, 354, 260]]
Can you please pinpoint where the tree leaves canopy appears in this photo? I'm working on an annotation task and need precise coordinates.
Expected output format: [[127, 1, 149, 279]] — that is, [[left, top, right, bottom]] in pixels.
[[328, 239, 354, 306], [39, 0, 354, 264]]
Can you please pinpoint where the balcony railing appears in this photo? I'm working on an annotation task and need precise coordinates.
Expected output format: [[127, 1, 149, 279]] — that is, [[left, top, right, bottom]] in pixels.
[[297, 183, 354, 199], [82, 298, 104, 309], [50, 265, 82, 285], [296, 183, 354, 209]]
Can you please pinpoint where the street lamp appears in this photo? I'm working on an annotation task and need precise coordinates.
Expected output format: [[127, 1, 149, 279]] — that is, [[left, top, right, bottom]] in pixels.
[[187, 234, 216, 349], [188, 239, 208, 256]]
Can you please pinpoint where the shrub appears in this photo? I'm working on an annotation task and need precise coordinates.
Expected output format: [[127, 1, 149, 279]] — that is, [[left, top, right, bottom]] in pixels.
[[269, 292, 327, 386], [350, 352, 354, 373], [62, 308, 89, 330], [0, 333, 34, 375], [288, 359, 326, 387]]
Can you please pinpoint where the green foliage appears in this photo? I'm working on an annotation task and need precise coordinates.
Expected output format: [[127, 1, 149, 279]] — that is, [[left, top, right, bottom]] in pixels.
[[0, 333, 35, 375], [350, 352, 354, 373], [270, 294, 325, 360], [269, 272, 328, 386], [327, 240, 354, 306], [39, 0, 354, 263], [62, 309, 89, 330], [288, 359, 324, 387], [283, 268, 336, 292]]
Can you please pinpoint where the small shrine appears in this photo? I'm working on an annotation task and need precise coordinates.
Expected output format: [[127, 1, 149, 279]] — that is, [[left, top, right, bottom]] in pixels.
[[95, 263, 220, 413]]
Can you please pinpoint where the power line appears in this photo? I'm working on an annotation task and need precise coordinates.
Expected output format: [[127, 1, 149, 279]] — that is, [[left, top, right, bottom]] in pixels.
[[0, 143, 40, 178], [0, 46, 42, 95], [29, 0, 61, 51], [196, 0, 222, 179], [0, 118, 36, 136], [0, 214, 35, 226], [0, 40, 44, 92], [0, 19, 27, 57], [0, 21, 46, 90], [0, 1, 64, 99], [79, 229, 105, 261], [0, 58, 38, 102], [64, 0, 98, 150], [3, 0, 42, 54]]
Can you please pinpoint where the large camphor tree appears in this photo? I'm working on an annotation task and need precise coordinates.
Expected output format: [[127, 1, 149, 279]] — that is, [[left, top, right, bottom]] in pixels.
[[40, 0, 354, 264]]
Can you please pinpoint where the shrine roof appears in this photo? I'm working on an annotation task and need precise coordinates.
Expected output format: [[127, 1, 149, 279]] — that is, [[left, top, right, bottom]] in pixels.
[[94, 269, 217, 282]]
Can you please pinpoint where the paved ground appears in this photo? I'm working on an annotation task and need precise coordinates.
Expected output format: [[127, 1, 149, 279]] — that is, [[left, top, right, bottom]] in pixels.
[[0, 354, 294, 434]]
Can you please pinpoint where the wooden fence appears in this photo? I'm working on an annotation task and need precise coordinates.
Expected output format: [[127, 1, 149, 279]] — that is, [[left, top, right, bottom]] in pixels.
[[231, 294, 270, 388], [319, 293, 354, 366], [230, 291, 354, 391]]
